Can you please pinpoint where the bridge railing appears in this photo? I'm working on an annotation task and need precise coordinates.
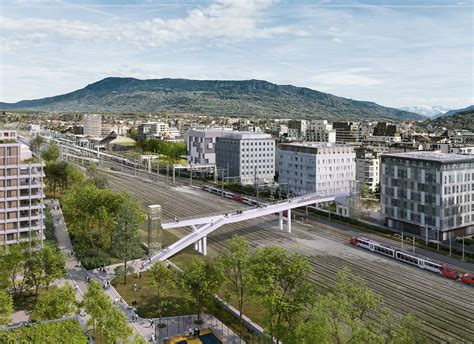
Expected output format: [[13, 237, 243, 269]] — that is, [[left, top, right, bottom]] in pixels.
[[161, 192, 341, 225]]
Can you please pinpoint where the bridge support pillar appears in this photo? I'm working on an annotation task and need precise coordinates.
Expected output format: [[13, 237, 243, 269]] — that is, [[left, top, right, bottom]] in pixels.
[[198, 239, 203, 253], [279, 212, 284, 230], [287, 209, 292, 233], [202, 236, 207, 256], [194, 241, 199, 251]]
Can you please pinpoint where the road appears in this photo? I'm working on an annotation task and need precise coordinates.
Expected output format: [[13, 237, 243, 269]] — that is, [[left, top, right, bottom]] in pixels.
[[107, 172, 474, 343]]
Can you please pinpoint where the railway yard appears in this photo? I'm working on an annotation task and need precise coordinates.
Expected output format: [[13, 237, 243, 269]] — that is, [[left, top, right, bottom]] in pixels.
[[107, 170, 474, 343]]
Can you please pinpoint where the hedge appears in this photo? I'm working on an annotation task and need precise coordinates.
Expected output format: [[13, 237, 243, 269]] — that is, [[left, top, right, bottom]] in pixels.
[[0, 319, 88, 344]]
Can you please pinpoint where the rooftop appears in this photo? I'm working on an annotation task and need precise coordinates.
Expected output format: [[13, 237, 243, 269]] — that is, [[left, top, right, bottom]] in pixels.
[[383, 151, 474, 164], [282, 142, 352, 148], [222, 131, 273, 140]]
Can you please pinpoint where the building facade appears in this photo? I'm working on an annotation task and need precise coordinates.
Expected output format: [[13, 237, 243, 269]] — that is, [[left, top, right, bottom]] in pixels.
[[0, 130, 45, 246], [138, 122, 169, 140], [356, 148, 381, 193], [215, 132, 275, 185], [333, 121, 362, 143], [305, 120, 336, 143], [83, 114, 102, 137], [288, 120, 308, 140], [381, 152, 474, 240], [187, 129, 227, 165], [373, 122, 400, 137], [278, 143, 356, 196]]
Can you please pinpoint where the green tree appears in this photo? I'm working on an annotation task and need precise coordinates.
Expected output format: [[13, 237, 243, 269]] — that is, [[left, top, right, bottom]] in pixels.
[[294, 268, 421, 344], [111, 201, 145, 285], [41, 144, 59, 162], [30, 135, 44, 156], [149, 262, 177, 323], [250, 246, 314, 342], [62, 184, 132, 268], [0, 289, 13, 325], [83, 280, 133, 343], [32, 284, 78, 320], [182, 258, 222, 321], [101, 305, 132, 343], [0, 244, 29, 294], [83, 280, 112, 343], [39, 244, 66, 290], [87, 164, 108, 189], [217, 235, 252, 328]]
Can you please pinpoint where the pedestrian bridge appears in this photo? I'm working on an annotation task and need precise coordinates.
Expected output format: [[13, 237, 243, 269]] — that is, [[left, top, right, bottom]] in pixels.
[[142, 192, 347, 267]]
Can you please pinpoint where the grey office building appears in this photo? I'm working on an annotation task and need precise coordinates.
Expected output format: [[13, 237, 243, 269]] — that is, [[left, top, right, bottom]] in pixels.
[[381, 152, 474, 240], [215, 132, 275, 185]]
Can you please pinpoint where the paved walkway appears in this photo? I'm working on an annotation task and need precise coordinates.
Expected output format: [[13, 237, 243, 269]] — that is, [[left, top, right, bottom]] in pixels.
[[50, 199, 244, 343]]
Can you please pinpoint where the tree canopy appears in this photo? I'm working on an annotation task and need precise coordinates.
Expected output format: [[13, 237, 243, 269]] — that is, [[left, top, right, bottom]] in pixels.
[[32, 284, 78, 321], [136, 140, 186, 163], [62, 183, 144, 269], [182, 258, 222, 321], [0, 289, 13, 325], [249, 246, 314, 342], [294, 268, 421, 344]]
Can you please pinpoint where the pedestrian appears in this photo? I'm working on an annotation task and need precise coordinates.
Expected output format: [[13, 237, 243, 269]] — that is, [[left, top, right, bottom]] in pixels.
[[149, 319, 154, 328], [150, 333, 156, 342], [114, 297, 119, 305]]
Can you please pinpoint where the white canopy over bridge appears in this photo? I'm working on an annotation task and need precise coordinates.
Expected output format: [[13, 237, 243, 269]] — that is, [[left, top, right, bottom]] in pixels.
[[142, 192, 347, 268]]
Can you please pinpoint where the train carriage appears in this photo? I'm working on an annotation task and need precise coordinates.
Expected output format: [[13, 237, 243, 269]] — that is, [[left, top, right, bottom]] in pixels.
[[350, 236, 463, 281], [461, 273, 474, 285]]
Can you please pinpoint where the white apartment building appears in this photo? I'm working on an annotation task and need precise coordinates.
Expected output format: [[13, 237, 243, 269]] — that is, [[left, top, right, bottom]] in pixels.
[[381, 152, 474, 239], [305, 120, 336, 143], [278, 142, 355, 196], [0, 130, 45, 246], [83, 114, 102, 137], [187, 129, 228, 165], [138, 122, 169, 140], [356, 149, 381, 193], [215, 132, 275, 185]]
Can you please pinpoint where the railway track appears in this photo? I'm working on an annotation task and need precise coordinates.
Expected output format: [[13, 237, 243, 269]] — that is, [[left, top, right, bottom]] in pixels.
[[107, 173, 474, 343]]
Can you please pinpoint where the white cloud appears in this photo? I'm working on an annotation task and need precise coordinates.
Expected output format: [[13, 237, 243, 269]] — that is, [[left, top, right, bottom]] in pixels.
[[311, 68, 383, 88], [0, 0, 306, 51]]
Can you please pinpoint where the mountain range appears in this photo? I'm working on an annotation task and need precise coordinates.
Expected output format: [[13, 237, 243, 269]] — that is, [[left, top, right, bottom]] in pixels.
[[429, 107, 474, 131], [399, 105, 451, 118], [437, 104, 474, 118], [0, 77, 424, 121]]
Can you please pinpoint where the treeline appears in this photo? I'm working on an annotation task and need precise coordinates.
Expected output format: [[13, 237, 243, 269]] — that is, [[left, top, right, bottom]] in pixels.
[[430, 110, 474, 131], [136, 139, 186, 163], [142, 236, 421, 344]]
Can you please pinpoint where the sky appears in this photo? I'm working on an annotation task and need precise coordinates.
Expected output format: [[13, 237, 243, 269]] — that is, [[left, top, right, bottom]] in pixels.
[[1, 0, 473, 109]]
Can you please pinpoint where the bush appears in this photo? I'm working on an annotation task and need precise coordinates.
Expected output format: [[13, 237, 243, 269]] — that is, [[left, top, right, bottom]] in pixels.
[[0, 319, 88, 343]]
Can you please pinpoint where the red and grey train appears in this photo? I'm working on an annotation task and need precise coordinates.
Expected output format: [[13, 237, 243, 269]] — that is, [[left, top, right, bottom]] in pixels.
[[350, 236, 474, 285], [202, 185, 262, 206]]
